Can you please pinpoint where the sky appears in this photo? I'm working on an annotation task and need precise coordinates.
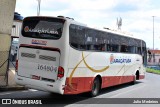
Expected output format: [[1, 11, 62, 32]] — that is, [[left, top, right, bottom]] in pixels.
[[15, 0, 160, 49]]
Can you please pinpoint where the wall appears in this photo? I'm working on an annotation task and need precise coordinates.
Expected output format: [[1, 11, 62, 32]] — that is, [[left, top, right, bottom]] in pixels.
[[0, 0, 16, 86]]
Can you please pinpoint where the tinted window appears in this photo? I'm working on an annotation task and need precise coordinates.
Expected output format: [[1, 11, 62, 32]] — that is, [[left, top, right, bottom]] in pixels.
[[85, 28, 105, 51], [69, 24, 146, 54], [69, 24, 86, 50], [120, 45, 128, 52], [142, 41, 147, 66], [128, 46, 136, 53], [22, 17, 65, 40]]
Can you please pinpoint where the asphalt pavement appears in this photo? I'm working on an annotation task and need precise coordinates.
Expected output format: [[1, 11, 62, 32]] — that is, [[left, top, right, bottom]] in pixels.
[[0, 72, 160, 107]]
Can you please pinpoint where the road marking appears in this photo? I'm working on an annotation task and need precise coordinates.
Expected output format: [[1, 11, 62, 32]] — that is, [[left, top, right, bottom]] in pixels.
[[109, 84, 146, 98], [0, 90, 38, 96], [21, 90, 29, 93], [0, 93, 12, 96], [29, 89, 38, 91]]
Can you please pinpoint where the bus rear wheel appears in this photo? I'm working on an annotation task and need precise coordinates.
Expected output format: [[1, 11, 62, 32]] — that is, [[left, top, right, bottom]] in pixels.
[[131, 75, 136, 85], [131, 71, 139, 85], [90, 77, 100, 97]]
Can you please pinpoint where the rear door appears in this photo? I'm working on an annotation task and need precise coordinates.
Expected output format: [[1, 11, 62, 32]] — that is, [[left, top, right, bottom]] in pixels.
[[18, 47, 60, 81]]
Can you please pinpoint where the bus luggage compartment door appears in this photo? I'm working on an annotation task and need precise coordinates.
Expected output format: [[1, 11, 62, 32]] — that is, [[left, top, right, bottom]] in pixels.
[[18, 47, 60, 81]]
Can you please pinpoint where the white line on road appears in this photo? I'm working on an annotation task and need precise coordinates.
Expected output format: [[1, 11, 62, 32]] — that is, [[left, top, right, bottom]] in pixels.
[[0, 93, 12, 96], [109, 84, 146, 98], [0, 89, 38, 96], [29, 89, 38, 91], [21, 90, 29, 93]]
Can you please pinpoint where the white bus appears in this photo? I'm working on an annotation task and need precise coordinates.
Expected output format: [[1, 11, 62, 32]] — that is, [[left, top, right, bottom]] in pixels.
[[15, 16, 147, 96]]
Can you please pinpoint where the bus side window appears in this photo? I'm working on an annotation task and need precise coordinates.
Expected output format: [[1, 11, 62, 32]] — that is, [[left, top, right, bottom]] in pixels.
[[137, 47, 141, 54], [110, 44, 119, 52], [120, 45, 126, 52], [109, 45, 114, 52], [107, 44, 111, 51], [101, 44, 105, 51]]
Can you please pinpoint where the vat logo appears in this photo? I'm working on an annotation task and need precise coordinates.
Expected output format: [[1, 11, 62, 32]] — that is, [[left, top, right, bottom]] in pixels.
[[24, 26, 59, 35], [110, 54, 132, 64], [110, 54, 114, 64], [24, 26, 29, 32]]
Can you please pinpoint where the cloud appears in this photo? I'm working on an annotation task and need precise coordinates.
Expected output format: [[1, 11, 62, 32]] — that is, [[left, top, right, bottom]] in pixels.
[[69, 0, 116, 11], [15, 0, 160, 49], [15, 0, 37, 16]]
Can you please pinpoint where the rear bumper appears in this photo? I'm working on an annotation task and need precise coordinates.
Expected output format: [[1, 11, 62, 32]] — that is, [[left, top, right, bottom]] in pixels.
[[139, 75, 145, 79], [15, 73, 64, 94]]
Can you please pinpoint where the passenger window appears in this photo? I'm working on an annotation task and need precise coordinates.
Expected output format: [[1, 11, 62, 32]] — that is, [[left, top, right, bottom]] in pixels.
[[110, 44, 119, 52], [120, 45, 128, 52]]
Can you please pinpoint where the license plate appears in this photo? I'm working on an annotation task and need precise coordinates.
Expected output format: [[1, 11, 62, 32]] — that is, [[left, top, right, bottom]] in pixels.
[[37, 64, 57, 72]]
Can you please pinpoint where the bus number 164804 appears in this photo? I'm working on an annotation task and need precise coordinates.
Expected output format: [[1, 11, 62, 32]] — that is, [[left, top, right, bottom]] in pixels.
[[37, 64, 57, 72]]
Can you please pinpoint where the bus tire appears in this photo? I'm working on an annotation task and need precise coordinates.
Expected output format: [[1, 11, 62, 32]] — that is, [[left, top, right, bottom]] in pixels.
[[131, 75, 136, 85], [90, 77, 100, 97], [131, 71, 139, 85]]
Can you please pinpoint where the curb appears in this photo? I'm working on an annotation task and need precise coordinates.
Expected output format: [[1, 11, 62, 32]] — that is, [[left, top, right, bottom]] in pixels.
[[0, 86, 27, 92]]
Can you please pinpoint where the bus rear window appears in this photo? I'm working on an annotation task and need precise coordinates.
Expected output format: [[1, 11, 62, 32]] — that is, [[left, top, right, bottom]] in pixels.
[[22, 17, 65, 39]]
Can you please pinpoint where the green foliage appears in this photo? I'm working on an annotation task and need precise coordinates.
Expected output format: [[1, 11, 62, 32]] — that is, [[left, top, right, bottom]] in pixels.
[[146, 68, 160, 75]]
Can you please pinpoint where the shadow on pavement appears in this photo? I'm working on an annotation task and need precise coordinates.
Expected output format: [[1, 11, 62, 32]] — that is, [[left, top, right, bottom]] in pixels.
[[0, 78, 144, 107], [10, 81, 143, 106], [100, 81, 143, 96]]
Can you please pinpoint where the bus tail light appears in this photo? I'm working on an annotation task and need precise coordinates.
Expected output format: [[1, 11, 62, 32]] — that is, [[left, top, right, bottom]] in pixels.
[[58, 66, 64, 78], [15, 60, 18, 72]]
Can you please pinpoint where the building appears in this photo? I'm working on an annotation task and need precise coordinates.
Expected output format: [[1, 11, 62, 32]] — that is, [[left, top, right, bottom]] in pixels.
[[10, 12, 23, 61], [0, 0, 16, 87], [147, 50, 160, 66], [12, 12, 23, 38]]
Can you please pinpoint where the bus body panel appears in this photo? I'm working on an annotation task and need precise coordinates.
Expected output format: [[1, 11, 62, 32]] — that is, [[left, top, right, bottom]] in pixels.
[[63, 47, 145, 94], [15, 74, 65, 94], [15, 16, 146, 95]]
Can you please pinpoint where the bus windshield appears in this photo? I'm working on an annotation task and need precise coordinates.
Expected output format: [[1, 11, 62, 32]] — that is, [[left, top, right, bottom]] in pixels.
[[22, 17, 65, 39]]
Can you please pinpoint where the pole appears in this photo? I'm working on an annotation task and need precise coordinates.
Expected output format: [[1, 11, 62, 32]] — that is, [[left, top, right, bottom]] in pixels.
[[37, 0, 41, 16], [152, 16, 154, 50]]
